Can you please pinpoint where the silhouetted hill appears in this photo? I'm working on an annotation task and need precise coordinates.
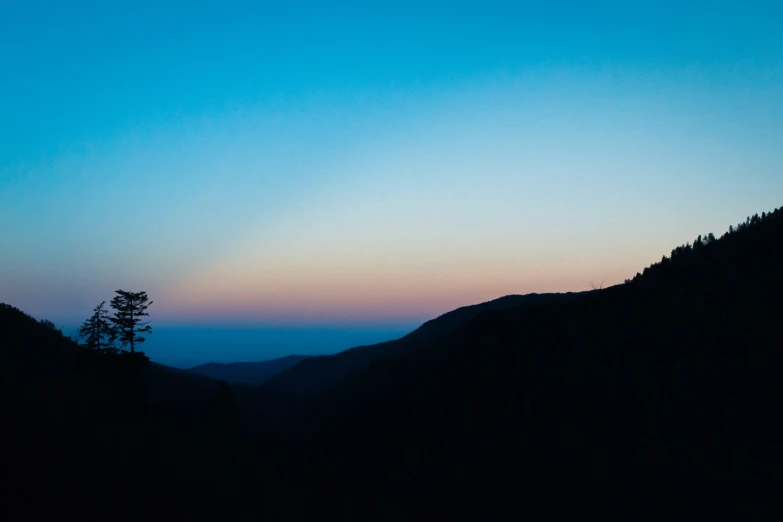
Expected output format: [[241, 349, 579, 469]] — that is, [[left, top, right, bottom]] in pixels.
[[189, 354, 310, 385], [274, 206, 783, 519], [0, 303, 286, 521], [266, 293, 578, 396]]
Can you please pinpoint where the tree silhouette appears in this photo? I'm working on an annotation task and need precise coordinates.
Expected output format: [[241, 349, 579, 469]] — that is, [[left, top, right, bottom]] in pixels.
[[110, 290, 152, 354], [77, 301, 116, 352]]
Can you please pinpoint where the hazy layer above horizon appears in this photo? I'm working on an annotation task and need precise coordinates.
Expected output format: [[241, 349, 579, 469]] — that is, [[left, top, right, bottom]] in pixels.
[[140, 325, 415, 369]]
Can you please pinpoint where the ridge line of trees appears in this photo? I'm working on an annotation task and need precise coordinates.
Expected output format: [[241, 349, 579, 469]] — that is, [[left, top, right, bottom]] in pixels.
[[624, 207, 781, 285]]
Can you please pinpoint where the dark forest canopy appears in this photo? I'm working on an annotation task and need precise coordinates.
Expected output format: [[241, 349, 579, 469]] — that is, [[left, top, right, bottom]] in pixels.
[[2, 205, 782, 521]]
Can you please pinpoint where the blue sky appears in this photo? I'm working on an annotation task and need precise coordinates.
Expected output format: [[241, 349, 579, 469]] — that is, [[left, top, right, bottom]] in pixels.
[[1, 1, 782, 366]]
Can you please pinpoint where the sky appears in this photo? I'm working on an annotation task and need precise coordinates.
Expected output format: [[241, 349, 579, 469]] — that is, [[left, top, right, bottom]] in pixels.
[[1, 1, 782, 366]]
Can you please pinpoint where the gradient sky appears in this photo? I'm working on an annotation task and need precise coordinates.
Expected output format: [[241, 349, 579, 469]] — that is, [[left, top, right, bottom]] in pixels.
[[2, 1, 782, 366]]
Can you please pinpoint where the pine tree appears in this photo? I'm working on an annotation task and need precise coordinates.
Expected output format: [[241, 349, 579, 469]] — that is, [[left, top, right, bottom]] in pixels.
[[77, 301, 115, 352], [109, 290, 153, 354]]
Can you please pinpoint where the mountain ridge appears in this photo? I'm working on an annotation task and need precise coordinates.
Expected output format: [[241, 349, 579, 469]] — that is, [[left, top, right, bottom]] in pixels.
[[275, 206, 783, 519], [265, 292, 580, 396], [188, 354, 310, 385]]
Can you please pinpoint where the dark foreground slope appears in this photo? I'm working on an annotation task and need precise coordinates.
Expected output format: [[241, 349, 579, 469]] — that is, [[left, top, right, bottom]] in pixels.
[[189, 354, 309, 385], [272, 208, 783, 520], [266, 292, 577, 396], [0, 305, 287, 521]]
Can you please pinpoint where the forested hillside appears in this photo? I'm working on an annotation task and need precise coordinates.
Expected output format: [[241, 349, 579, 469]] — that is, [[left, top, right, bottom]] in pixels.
[[275, 206, 783, 519]]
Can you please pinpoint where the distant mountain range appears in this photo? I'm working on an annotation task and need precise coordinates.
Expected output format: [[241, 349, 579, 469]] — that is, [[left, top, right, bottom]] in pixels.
[[188, 355, 309, 385]]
